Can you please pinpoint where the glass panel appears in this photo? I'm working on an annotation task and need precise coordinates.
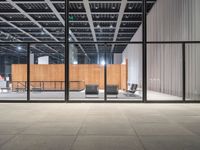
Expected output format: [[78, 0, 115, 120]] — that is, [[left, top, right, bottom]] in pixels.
[[107, 44, 143, 101], [69, 43, 104, 101], [147, 44, 183, 101], [30, 43, 65, 101], [186, 44, 200, 101], [0, 44, 27, 101]]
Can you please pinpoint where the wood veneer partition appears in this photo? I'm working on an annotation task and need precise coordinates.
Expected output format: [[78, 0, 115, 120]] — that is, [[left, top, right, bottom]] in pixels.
[[12, 64, 127, 91]]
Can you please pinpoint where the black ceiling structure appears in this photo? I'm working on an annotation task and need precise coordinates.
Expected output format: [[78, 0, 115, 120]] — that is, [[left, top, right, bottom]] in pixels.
[[0, 0, 156, 59]]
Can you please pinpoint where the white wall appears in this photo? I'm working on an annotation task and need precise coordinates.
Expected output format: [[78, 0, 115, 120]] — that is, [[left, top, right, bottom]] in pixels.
[[30, 54, 34, 64], [113, 53, 122, 64], [123, 0, 200, 99], [69, 44, 78, 64], [38, 56, 49, 64]]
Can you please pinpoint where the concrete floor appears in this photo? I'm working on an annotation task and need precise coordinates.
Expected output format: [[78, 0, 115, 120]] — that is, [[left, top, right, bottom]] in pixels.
[[0, 103, 200, 150]]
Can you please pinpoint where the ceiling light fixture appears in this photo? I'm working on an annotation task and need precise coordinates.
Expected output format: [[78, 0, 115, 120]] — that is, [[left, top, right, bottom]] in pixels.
[[41, 31, 45, 35], [112, 6, 116, 9], [97, 24, 101, 28], [17, 46, 22, 51]]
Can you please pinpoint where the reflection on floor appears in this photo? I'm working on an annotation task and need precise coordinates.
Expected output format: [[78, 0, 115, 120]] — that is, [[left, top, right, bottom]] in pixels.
[[0, 90, 184, 101]]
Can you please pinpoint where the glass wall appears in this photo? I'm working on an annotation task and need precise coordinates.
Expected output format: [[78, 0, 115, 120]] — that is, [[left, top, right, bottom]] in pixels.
[[107, 44, 143, 101], [147, 44, 183, 101], [186, 44, 200, 101], [0, 0, 200, 102], [0, 44, 27, 101], [29, 43, 65, 101], [69, 44, 105, 101]]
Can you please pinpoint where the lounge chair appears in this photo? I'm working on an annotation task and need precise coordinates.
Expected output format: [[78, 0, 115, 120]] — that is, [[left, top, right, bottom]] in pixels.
[[124, 84, 138, 97], [85, 84, 99, 98], [106, 85, 119, 98]]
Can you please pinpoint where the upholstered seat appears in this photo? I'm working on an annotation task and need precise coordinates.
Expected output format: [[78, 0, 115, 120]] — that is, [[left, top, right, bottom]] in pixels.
[[85, 84, 99, 97], [106, 85, 119, 97]]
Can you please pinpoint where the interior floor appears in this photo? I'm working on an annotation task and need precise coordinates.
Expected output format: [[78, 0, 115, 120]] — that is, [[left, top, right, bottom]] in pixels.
[[0, 90, 184, 101]]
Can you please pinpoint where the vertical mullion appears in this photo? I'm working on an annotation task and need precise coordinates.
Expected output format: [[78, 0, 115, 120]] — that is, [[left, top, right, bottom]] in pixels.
[[142, 0, 147, 102], [182, 43, 186, 102], [27, 43, 30, 102], [65, 0, 69, 102], [104, 51, 107, 101]]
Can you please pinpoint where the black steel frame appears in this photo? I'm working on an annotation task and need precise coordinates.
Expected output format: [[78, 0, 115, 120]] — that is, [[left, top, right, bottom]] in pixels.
[[0, 0, 200, 103]]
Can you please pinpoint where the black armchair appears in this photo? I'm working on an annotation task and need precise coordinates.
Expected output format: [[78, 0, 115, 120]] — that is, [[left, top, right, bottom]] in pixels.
[[106, 85, 119, 98], [85, 84, 99, 98], [125, 84, 138, 97]]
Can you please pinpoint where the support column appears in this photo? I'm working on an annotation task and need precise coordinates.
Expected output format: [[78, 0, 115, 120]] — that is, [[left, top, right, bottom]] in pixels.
[[27, 43, 30, 102], [142, 0, 147, 102], [65, 0, 69, 102], [182, 43, 186, 101]]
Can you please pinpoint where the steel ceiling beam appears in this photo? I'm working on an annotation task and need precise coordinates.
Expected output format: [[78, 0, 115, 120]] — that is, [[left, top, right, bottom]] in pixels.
[[83, 0, 99, 54], [7, 0, 59, 42], [45, 0, 88, 56], [111, 0, 128, 53], [0, 1, 156, 4]]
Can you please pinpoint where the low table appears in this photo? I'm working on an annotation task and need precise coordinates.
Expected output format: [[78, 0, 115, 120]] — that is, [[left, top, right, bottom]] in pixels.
[[0, 88, 10, 93], [31, 87, 42, 92], [16, 88, 26, 93]]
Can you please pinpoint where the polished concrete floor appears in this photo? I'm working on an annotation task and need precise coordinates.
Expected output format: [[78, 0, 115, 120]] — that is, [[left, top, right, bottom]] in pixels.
[[0, 103, 200, 150]]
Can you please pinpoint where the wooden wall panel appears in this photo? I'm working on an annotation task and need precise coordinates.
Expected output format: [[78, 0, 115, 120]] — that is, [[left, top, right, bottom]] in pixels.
[[12, 64, 27, 81], [121, 64, 127, 90], [30, 64, 64, 81], [12, 64, 127, 90], [107, 64, 121, 88]]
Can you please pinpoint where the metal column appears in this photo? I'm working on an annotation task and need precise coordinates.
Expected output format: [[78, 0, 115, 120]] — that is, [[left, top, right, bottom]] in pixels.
[[142, 0, 147, 102]]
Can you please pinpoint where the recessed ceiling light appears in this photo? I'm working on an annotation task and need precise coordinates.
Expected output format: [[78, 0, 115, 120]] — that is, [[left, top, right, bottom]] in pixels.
[[97, 24, 101, 28], [41, 31, 45, 35], [112, 6, 116, 9], [128, 6, 133, 10], [17, 46, 22, 50]]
